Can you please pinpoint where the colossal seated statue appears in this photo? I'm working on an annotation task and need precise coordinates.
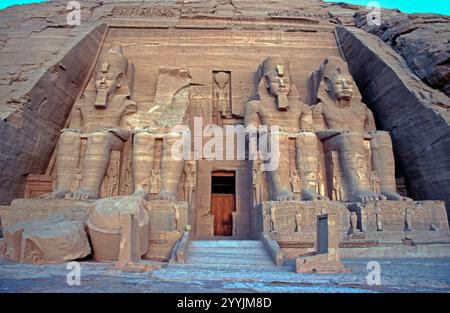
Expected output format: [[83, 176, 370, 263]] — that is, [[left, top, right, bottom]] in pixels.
[[51, 42, 137, 200], [132, 68, 192, 201], [244, 57, 325, 201], [310, 56, 410, 202]]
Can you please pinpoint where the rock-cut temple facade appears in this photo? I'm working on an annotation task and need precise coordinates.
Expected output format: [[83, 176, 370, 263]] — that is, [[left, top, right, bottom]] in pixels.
[[0, 0, 450, 273]]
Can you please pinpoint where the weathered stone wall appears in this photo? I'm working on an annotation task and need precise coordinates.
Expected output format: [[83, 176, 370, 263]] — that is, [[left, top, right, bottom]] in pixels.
[[336, 26, 450, 217]]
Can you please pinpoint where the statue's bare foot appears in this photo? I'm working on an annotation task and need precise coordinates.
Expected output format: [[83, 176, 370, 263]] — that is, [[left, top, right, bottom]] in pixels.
[[276, 189, 297, 201], [355, 190, 387, 203], [158, 190, 177, 201], [301, 189, 329, 201], [381, 191, 413, 201], [71, 189, 98, 200], [132, 190, 148, 200]]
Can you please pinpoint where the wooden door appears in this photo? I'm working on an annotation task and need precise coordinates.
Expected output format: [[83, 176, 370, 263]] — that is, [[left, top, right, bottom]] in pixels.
[[211, 193, 235, 236]]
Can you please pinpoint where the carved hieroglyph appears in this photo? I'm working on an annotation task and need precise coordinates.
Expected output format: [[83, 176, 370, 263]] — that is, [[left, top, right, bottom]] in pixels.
[[51, 42, 137, 200], [244, 57, 325, 202], [311, 56, 411, 203]]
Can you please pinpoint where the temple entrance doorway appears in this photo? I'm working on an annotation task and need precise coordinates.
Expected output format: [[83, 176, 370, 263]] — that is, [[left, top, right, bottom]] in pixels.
[[211, 171, 236, 236]]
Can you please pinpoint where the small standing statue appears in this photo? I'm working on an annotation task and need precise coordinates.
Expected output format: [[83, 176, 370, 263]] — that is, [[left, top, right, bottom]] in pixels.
[[252, 157, 263, 206], [349, 212, 359, 234], [317, 167, 326, 198], [174, 205, 180, 231], [370, 171, 381, 194], [270, 206, 276, 232], [295, 213, 302, 233], [183, 160, 196, 205], [404, 206, 413, 231], [290, 169, 302, 194], [332, 176, 342, 201], [149, 169, 161, 195], [375, 201, 383, 231]]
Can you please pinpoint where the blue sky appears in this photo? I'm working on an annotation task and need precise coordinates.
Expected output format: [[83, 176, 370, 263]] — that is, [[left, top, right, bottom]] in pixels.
[[325, 0, 450, 15], [1, 0, 47, 10], [0, 0, 449, 15]]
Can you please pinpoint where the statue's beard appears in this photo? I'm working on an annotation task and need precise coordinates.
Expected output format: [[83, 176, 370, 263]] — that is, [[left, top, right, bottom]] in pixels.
[[276, 94, 289, 111], [95, 90, 109, 108]]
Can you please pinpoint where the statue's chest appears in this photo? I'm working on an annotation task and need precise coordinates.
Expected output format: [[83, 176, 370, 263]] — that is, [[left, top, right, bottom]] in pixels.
[[323, 105, 365, 130], [80, 101, 123, 122], [259, 102, 302, 125]]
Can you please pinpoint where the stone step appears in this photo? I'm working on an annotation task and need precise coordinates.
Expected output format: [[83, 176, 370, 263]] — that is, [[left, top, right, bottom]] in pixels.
[[189, 240, 265, 248], [168, 262, 293, 272], [188, 251, 272, 261], [188, 247, 270, 257], [187, 256, 275, 266], [186, 240, 275, 267]]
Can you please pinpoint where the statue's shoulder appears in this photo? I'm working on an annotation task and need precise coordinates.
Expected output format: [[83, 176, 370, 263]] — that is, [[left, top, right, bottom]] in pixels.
[[125, 99, 138, 110], [352, 101, 370, 115], [310, 102, 324, 114], [245, 100, 261, 110]]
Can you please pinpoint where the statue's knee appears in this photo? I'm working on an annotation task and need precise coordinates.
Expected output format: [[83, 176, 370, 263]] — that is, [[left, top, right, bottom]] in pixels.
[[296, 132, 317, 147], [134, 132, 154, 146], [339, 132, 364, 147], [86, 132, 111, 152], [371, 131, 392, 146], [59, 131, 80, 147]]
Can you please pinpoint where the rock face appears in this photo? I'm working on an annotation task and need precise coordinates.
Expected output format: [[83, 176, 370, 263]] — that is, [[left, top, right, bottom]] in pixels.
[[355, 11, 450, 97]]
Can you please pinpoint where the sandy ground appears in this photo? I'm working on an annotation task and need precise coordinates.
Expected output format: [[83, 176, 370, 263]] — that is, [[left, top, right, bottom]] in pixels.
[[1, 257, 450, 293]]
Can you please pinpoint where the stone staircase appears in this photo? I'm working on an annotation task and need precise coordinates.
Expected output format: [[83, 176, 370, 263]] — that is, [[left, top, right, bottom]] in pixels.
[[183, 240, 286, 270]]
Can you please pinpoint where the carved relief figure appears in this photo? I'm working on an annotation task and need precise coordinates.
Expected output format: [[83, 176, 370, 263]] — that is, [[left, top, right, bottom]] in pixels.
[[349, 212, 359, 234], [183, 160, 196, 204], [149, 169, 161, 194], [290, 169, 301, 194], [252, 156, 263, 206], [405, 206, 413, 231], [311, 56, 411, 202], [270, 206, 276, 232], [375, 201, 383, 231], [214, 71, 232, 119], [370, 171, 381, 194], [51, 42, 137, 199], [295, 213, 302, 233], [244, 57, 324, 201]]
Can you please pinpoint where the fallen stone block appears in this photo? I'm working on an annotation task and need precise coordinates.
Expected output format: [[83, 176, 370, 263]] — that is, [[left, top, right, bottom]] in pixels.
[[4, 216, 91, 264]]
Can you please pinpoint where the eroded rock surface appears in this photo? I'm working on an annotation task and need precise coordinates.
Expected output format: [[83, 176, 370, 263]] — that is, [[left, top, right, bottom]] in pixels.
[[354, 11, 450, 97]]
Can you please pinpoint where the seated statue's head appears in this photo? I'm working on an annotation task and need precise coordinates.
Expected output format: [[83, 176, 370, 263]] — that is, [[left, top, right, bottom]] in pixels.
[[261, 57, 291, 110], [94, 42, 128, 108], [319, 57, 354, 104]]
